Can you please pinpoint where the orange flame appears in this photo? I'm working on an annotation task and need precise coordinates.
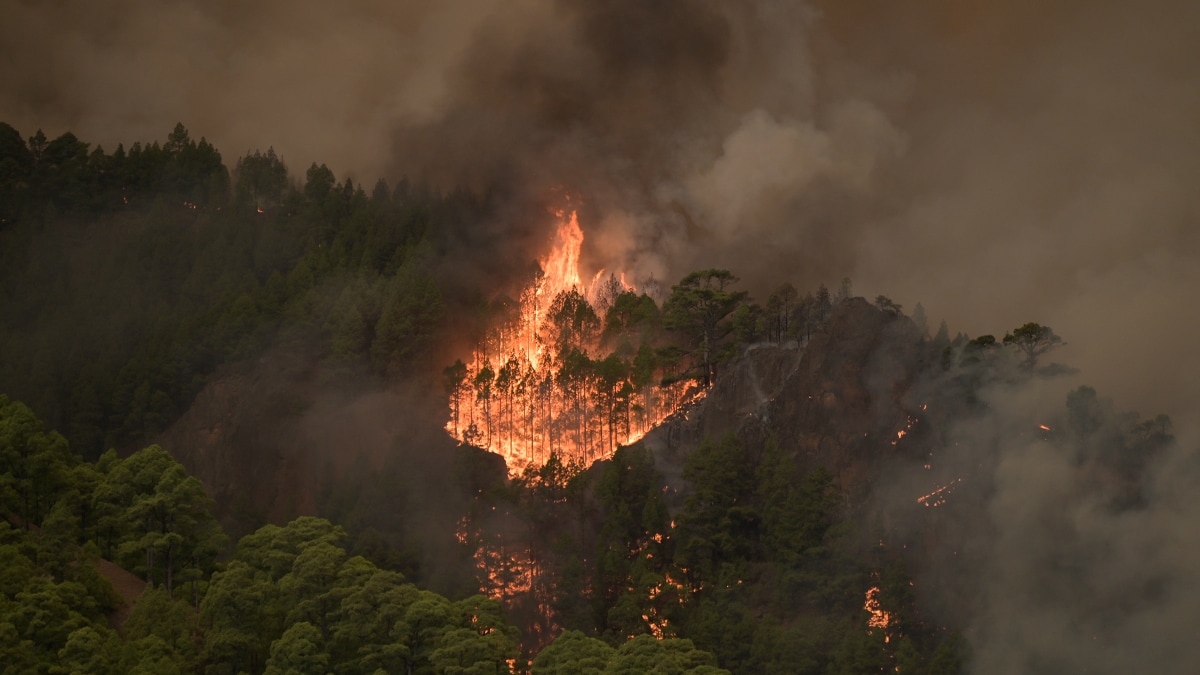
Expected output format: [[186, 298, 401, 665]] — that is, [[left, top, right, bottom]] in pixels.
[[445, 207, 700, 474], [917, 477, 963, 507], [891, 414, 918, 445], [542, 211, 584, 308], [864, 586, 892, 642]]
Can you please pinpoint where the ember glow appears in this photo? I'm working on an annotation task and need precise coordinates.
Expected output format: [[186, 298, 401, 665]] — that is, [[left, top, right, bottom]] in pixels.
[[639, 564, 689, 639], [917, 477, 964, 508], [891, 411, 920, 445], [458, 511, 538, 601], [864, 585, 892, 642], [445, 206, 700, 473]]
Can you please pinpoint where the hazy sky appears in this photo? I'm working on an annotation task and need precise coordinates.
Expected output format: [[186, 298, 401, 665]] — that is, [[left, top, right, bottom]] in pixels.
[[3, 0, 1198, 425]]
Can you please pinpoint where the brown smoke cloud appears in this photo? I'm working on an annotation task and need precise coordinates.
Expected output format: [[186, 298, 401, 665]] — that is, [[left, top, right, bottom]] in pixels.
[[5, 0, 1196, 417], [838, 0, 1200, 427], [1, 0, 507, 180], [4, 0, 1196, 419]]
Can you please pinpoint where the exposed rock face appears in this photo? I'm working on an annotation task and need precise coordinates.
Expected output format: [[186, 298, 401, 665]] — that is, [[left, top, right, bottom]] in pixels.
[[767, 297, 928, 499], [155, 351, 326, 530], [642, 340, 802, 494], [644, 297, 930, 505]]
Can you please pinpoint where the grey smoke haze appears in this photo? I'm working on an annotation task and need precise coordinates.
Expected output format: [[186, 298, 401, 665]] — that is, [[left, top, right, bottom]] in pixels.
[[879, 370, 1200, 673]]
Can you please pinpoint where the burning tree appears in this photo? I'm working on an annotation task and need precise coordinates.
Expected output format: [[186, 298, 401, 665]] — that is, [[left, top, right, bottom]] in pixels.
[[444, 208, 699, 473]]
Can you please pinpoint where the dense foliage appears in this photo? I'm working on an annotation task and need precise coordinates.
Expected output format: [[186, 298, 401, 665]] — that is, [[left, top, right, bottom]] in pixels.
[[461, 435, 967, 673], [3, 124, 1179, 673], [1, 397, 734, 673], [0, 121, 843, 468], [1, 122, 476, 461]]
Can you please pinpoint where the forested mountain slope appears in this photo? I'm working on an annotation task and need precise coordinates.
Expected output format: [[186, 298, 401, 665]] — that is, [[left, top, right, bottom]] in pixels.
[[3, 122, 1192, 673]]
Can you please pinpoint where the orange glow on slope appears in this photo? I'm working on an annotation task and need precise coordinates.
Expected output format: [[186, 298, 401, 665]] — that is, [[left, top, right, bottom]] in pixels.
[[458, 513, 537, 600], [917, 477, 963, 507], [864, 586, 892, 642], [445, 206, 701, 474]]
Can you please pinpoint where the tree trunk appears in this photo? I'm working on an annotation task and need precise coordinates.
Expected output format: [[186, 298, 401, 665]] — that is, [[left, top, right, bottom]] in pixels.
[[165, 543, 174, 594]]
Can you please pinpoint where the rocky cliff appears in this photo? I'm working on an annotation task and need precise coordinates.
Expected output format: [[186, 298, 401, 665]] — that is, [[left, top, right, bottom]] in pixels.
[[643, 296, 934, 508]]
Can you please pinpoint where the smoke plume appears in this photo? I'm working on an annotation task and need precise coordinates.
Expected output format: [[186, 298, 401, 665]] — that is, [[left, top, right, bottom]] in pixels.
[[5, 0, 1194, 421]]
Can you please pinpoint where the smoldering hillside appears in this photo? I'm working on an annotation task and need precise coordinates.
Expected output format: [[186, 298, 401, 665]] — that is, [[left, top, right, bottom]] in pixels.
[[922, 384, 1200, 673], [880, 340, 1200, 672], [644, 298, 1200, 672]]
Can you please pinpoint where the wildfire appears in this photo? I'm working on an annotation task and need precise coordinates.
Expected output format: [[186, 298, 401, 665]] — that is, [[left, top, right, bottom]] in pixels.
[[444, 205, 700, 474], [917, 477, 963, 507], [890, 413, 919, 445], [543, 210, 584, 300], [458, 514, 537, 600], [864, 586, 892, 642], [639, 570, 688, 639]]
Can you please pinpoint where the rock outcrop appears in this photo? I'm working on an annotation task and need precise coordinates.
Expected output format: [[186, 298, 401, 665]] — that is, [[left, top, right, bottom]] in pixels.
[[644, 297, 931, 506]]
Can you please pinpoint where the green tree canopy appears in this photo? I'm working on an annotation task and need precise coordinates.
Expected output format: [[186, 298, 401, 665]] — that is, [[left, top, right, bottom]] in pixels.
[[532, 630, 617, 674], [1003, 322, 1064, 369], [606, 634, 729, 674], [0, 395, 76, 529], [264, 621, 329, 675], [93, 445, 226, 593], [235, 147, 288, 208], [662, 270, 748, 387]]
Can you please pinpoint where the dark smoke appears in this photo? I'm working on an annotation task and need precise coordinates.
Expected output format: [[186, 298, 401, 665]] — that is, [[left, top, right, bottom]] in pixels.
[[7, 0, 1193, 419]]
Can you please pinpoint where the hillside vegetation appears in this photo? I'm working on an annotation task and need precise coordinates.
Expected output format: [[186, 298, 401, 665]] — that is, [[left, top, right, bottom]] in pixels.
[[1, 124, 1181, 673]]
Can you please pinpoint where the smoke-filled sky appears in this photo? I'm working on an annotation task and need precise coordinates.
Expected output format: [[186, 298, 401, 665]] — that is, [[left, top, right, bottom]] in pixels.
[[4, 0, 1198, 423]]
